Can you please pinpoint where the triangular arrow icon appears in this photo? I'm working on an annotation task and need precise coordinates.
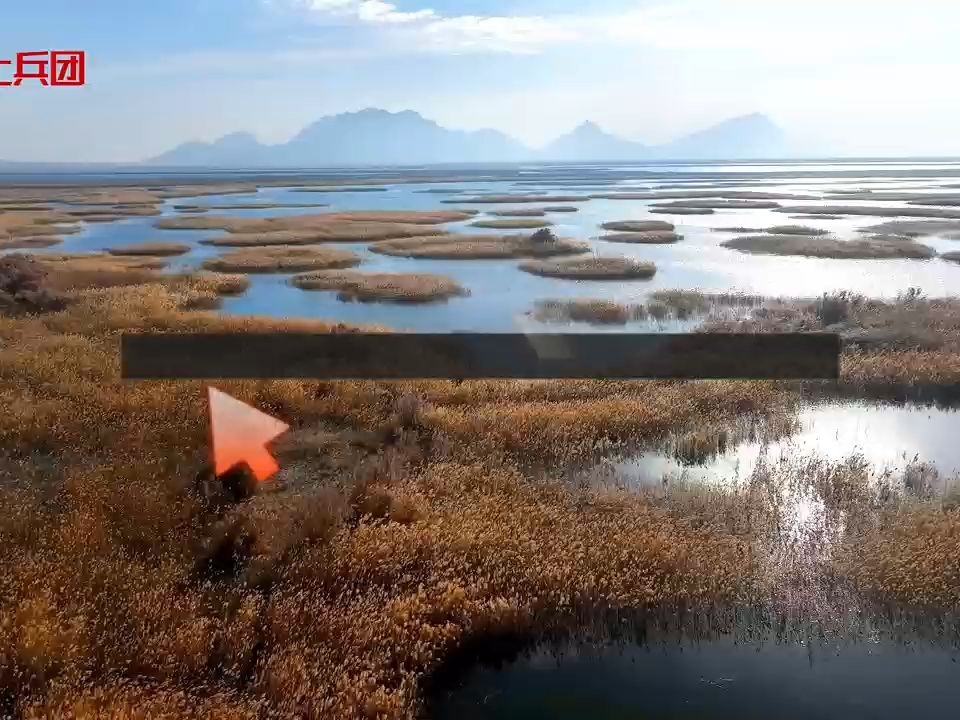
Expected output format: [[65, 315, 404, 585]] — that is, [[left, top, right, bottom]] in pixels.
[[207, 387, 290, 481]]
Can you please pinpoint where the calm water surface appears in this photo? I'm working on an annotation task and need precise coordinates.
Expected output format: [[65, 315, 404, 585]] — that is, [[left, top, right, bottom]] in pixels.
[[27, 159, 960, 332], [433, 639, 960, 720]]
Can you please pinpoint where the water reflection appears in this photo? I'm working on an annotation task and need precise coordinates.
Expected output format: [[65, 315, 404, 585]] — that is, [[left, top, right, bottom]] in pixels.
[[615, 401, 960, 489], [433, 638, 960, 720]]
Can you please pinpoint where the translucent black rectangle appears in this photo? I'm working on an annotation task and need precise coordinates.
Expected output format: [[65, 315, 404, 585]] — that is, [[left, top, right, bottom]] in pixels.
[[121, 333, 839, 380]]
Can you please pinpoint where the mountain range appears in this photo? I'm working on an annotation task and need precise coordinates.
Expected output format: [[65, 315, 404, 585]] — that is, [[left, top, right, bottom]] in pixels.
[[147, 109, 789, 167]]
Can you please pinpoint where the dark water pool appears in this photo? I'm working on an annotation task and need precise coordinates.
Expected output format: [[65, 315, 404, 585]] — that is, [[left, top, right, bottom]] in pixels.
[[432, 639, 960, 720]]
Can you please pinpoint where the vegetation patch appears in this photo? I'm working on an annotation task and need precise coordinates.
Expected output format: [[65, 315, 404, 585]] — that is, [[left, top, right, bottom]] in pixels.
[[530, 298, 646, 325], [470, 218, 553, 230], [19, 252, 167, 290], [202, 225, 449, 247], [0, 236, 63, 250], [5, 270, 960, 717], [157, 210, 473, 234], [290, 186, 389, 193], [652, 199, 782, 210], [544, 206, 580, 213], [291, 270, 468, 303], [173, 202, 331, 211], [941, 252, 960, 264], [590, 191, 816, 201], [601, 220, 675, 233], [0, 209, 81, 242], [190, 271, 251, 295], [598, 231, 682, 244], [106, 242, 193, 257], [0, 254, 67, 315], [822, 191, 960, 204], [704, 289, 960, 384], [202, 246, 361, 274], [766, 225, 830, 236], [712, 227, 764, 234], [488, 208, 547, 217], [519, 256, 657, 280], [858, 220, 960, 237], [650, 207, 715, 215], [777, 205, 960, 219], [370, 230, 588, 259], [721, 234, 936, 259], [445, 194, 589, 204]]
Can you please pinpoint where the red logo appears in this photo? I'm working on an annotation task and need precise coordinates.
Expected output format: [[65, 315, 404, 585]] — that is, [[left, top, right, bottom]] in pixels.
[[0, 51, 85, 87]]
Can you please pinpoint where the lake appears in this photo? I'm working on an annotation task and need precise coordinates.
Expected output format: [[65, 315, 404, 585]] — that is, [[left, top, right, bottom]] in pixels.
[[29, 158, 960, 332]]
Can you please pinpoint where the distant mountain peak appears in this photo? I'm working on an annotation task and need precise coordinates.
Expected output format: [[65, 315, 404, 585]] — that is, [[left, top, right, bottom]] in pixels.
[[568, 120, 612, 136], [543, 120, 644, 161], [146, 108, 787, 166], [217, 131, 261, 145], [660, 112, 786, 159]]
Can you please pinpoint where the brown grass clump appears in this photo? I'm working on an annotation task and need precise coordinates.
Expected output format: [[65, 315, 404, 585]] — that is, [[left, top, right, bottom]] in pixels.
[[649, 207, 715, 215], [0, 254, 67, 315], [290, 270, 468, 304], [470, 218, 552, 230], [531, 299, 646, 325], [202, 246, 361, 274], [704, 290, 960, 384], [157, 210, 473, 234], [202, 224, 449, 248], [858, 220, 960, 237], [64, 205, 162, 219], [23, 253, 167, 291], [445, 195, 588, 204], [766, 225, 830, 236], [713, 225, 828, 236], [0, 209, 80, 242], [822, 191, 960, 204], [836, 509, 960, 609], [106, 242, 192, 257], [653, 199, 782, 210], [290, 186, 388, 193], [601, 221, 675, 233], [189, 272, 252, 296], [590, 191, 815, 201], [0, 236, 63, 250], [173, 202, 330, 211], [519, 256, 657, 280], [489, 208, 547, 217], [712, 227, 764, 233], [721, 234, 936, 259], [370, 234, 588, 260], [598, 231, 681, 244], [776, 205, 960, 219]]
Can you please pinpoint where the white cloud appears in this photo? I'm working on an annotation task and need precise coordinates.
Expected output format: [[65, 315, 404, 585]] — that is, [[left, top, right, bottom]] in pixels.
[[419, 15, 575, 53], [297, 0, 436, 24], [286, 0, 577, 53], [282, 0, 960, 59]]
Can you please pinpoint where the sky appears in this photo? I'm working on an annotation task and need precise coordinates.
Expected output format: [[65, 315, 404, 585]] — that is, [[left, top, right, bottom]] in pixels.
[[1, 0, 959, 162]]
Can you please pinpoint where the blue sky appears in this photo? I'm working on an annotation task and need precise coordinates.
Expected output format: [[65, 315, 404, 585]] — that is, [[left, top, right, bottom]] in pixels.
[[1, 0, 959, 161]]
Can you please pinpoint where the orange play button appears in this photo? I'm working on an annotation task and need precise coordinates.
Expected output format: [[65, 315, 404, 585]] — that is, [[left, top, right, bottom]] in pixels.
[[207, 387, 290, 481]]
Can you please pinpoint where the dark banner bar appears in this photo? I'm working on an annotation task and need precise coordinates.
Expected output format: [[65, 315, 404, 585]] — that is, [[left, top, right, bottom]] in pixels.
[[121, 332, 839, 380]]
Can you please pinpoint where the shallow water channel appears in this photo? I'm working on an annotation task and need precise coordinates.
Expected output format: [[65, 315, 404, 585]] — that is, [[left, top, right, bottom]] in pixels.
[[615, 399, 960, 489], [432, 638, 960, 720]]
